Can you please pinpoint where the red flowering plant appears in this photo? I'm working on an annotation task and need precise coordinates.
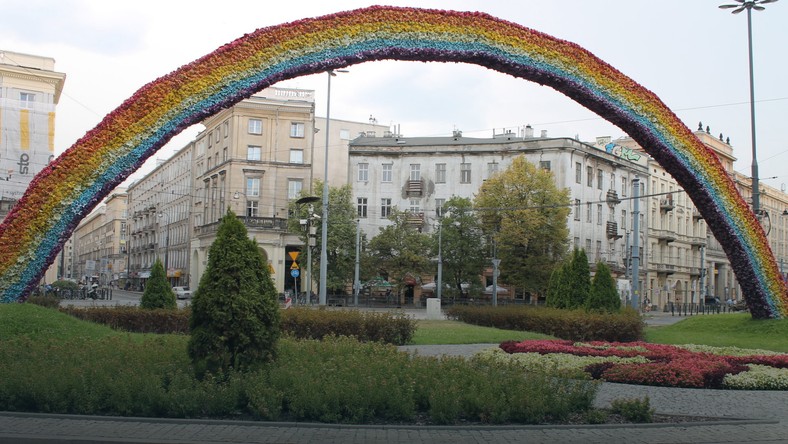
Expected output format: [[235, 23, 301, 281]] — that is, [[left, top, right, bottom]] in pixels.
[[498, 340, 785, 389]]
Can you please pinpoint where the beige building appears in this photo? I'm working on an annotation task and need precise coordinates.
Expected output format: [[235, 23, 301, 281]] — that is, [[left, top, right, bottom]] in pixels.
[[73, 189, 128, 286]]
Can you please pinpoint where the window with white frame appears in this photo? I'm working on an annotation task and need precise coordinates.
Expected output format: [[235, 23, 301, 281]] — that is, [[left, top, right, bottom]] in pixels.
[[460, 163, 471, 183], [214, 127, 220, 143], [574, 199, 581, 221], [223, 121, 229, 137], [435, 198, 446, 217], [435, 163, 446, 183], [597, 204, 603, 225], [611, 173, 616, 191], [381, 198, 392, 218], [287, 179, 303, 199], [575, 162, 582, 184], [409, 198, 420, 213], [248, 119, 262, 135], [622, 176, 628, 196], [247, 145, 262, 161], [410, 164, 421, 181], [357, 198, 368, 218], [382, 164, 393, 182], [587, 166, 593, 187], [246, 200, 259, 218], [621, 209, 627, 231], [20, 92, 35, 109], [487, 162, 499, 179], [290, 122, 305, 138], [358, 163, 369, 182], [586, 202, 592, 223], [289, 149, 303, 164], [246, 178, 260, 197]]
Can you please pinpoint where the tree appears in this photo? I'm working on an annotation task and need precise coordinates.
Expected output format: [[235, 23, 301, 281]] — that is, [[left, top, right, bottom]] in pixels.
[[587, 261, 621, 313], [565, 248, 591, 309], [474, 156, 570, 297], [188, 209, 280, 378], [368, 209, 432, 296], [432, 197, 486, 297], [545, 261, 569, 309], [140, 259, 176, 309], [289, 182, 357, 294]]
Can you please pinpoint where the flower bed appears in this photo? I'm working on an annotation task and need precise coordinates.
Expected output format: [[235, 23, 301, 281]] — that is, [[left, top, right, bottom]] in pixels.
[[482, 340, 788, 390]]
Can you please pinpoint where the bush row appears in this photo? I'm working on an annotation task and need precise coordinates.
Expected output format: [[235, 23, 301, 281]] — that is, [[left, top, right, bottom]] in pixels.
[[445, 305, 644, 342], [56, 306, 415, 345]]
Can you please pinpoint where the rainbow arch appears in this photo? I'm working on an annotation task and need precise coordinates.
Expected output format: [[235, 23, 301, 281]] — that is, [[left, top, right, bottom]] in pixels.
[[1, 6, 785, 318]]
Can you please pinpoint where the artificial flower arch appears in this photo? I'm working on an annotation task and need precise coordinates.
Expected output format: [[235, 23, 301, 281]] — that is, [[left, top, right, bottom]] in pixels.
[[1, 6, 785, 318]]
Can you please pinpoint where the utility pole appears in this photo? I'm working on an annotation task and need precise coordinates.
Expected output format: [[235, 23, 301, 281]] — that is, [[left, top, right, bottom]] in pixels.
[[631, 178, 641, 311], [353, 219, 361, 307]]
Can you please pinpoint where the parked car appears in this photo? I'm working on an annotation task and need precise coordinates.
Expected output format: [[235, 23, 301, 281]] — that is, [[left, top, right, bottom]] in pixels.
[[173, 286, 192, 299]]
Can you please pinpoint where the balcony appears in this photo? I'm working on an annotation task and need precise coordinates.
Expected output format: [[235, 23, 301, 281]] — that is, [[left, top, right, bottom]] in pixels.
[[660, 195, 674, 212], [692, 210, 703, 221], [406, 212, 424, 228], [654, 263, 676, 275], [606, 221, 622, 240], [606, 189, 621, 206], [687, 236, 706, 248], [689, 267, 701, 277], [655, 229, 676, 244], [406, 179, 423, 197], [195, 216, 287, 236]]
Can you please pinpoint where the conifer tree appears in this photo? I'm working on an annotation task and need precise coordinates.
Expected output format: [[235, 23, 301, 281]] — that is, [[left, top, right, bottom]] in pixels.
[[587, 261, 621, 313], [140, 259, 176, 310], [188, 209, 280, 378], [545, 262, 568, 308], [565, 248, 591, 309]]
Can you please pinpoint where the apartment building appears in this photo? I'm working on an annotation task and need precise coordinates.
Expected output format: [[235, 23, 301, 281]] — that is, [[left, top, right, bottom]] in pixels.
[[348, 127, 649, 300], [72, 190, 128, 286]]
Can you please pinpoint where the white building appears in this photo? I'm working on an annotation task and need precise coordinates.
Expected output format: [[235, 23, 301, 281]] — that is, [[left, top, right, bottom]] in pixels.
[[348, 128, 649, 298]]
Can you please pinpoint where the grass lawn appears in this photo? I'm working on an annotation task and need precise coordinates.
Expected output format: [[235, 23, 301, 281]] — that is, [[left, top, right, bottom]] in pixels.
[[411, 319, 554, 345], [644, 313, 788, 353]]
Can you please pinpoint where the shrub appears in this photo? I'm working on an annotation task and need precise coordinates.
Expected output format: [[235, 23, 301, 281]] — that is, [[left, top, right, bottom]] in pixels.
[[26, 294, 61, 309], [586, 262, 620, 313], [446, 305, 644, 342], [188, 209, 280, 378], [60, 307, 191, 334], [280, 308, 415, 345], [140, 259, 176, 310], [610, 397, 654, 423]]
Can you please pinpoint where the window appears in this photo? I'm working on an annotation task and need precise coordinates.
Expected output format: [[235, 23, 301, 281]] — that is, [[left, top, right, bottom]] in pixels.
[[222, 147, 228, 162], [574, 199, 581, 221], [214, 128, 220, 143], [357, 198, 368, 218], [409, 198, 420, 213], [246, 200, 259, 218], [587, 166, 593, 187], [246, 178, 260, 197], [539, 161, 551, 171], [290, 122, 305, 138], [597, 204, 603, 225], [575, 162, 582, 184], [223, 121, 229, 137], [410, 164, 421, 181], [248, 119, 262, 135], [287, 179, 302, 199], [435, 198, 446, 217], [574, 237, 580, 249], [20, 92, 35, 108], [611, 173, 616, 191], [382, 164, 393, 182], [435, 164, 446, 183], [358, 163, 369, 182], [247, 145, 261, 161], [597, 169, 603, 190], [207, 157, 212, 170], [585, 238, 592, 252], [460, 163, 471, 183], [621, 209, 627, 231], [586, 202, 592, 223], [622, 176, 628, 196], [289, 149, 303, 164], [487, 162, 499, 179], [381, 198, 392, 218]]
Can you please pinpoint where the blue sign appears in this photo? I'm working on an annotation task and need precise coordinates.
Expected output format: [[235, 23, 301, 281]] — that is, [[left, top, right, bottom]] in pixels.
[[290, 269, 300, 278]]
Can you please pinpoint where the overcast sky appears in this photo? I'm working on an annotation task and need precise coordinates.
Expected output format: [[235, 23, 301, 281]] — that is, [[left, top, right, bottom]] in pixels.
[[2, 0, 787, 188]]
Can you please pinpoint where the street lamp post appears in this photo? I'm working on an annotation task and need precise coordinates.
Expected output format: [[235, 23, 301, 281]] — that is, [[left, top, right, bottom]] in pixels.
[[158, 211, 170, 285], [719, 0, 778, 217], [437, 220, 443, 300], [296, 196, 320, 306], [319, 69, 348, 306]]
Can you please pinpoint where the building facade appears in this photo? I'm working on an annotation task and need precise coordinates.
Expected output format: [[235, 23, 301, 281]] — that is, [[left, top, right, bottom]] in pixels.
[[73, 190, 128, 286], [0, 50, 66, 218], [348, 128, 649, 300]]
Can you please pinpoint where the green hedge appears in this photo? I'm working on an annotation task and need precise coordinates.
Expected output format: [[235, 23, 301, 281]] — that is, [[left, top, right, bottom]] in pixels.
[[445, 305, 644, 342], [57, 306, 415, 345]]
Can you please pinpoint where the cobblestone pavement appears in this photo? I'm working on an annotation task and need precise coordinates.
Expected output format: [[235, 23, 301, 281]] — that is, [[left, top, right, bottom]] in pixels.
[[4, 310, 785, 443]]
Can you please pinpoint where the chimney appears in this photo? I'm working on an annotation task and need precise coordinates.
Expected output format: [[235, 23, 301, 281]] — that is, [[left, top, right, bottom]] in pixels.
[[524, 124, 534, 138], [540, 130, 548, 138]]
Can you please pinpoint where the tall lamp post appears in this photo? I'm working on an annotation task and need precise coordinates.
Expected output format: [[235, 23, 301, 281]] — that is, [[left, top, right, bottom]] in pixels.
[[157, 211, 170, 286], [319, 69, 348, 306], [719, 0, 778, 217], [296, 196, 320, 305]]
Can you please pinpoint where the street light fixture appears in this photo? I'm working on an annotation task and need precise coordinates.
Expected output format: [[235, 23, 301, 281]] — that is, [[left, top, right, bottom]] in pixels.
[[318, 68, 348, 306], [719, 0, 779, 217]]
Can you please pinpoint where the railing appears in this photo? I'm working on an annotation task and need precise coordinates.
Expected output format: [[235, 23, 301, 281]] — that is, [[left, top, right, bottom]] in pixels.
[[195, 216, 287, 235]]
